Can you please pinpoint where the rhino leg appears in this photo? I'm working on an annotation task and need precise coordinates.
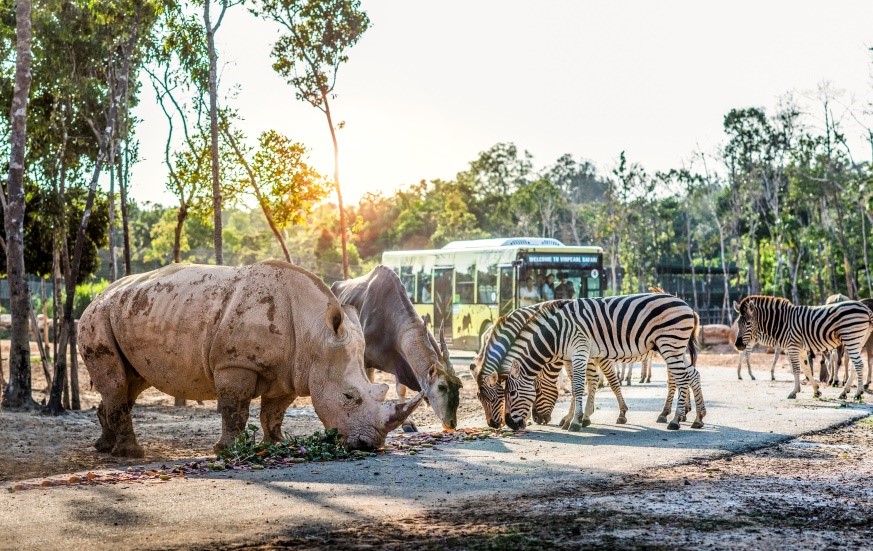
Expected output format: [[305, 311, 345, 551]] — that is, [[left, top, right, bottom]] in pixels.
[[214, 369, 257, 453], [95, 402, 116, 453], [260, 394, 296, 443]]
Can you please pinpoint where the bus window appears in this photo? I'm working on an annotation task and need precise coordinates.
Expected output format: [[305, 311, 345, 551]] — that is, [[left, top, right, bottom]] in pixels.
[[586, 270, 602, 298], [498, 266, 514, 316], [399, 266, 415, 302], [417, 268, 433, 304], [456, 266, 475, 304], [477, 264, 497, 304]]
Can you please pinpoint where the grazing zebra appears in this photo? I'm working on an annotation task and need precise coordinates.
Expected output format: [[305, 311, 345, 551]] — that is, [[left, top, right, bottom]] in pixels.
[[496, 293, 705, 431], [472, 301, 628, 429], [733, 295, 873, 401]]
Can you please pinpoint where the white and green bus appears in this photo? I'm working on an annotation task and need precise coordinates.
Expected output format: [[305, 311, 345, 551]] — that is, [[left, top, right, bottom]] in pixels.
[[381, 237, 605, 351]]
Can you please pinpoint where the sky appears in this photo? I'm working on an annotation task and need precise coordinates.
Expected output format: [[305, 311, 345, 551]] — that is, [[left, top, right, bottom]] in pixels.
[[128, 0, 873, 206]]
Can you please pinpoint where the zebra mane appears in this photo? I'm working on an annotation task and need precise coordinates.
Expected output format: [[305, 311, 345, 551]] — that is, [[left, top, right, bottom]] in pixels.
[[740, 295, 792, 308], [478, 301, 568, 382]]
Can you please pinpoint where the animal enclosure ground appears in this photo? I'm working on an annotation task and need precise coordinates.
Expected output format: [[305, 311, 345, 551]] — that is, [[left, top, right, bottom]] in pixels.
[[232, 416, 873, 550], [0, 344, 807, 482]]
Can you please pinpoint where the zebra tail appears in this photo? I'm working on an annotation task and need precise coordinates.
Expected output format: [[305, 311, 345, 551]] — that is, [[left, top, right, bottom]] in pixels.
[[688, 311, 700, 367]]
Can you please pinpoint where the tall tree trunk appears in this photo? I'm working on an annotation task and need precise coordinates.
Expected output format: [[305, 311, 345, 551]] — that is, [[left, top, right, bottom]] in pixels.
[[174, 203, 187, 263], [322, 93, 348, 279], [108, 138, 118, 281], [2, 0, 36, 410], [685, 213, 698, 310], [204, 0, 223, 265], [70, 320, 79, 410], [119, 152, 132, 276], [861, 204, 872, 296]]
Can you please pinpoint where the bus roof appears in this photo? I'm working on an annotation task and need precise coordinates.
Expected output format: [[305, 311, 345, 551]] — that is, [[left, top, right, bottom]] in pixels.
[[382, 238, 603, 261], [442, 237, 565, 249]]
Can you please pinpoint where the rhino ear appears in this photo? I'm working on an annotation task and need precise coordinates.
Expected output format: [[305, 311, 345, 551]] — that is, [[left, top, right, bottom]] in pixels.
[[326, 301, 357, 339]]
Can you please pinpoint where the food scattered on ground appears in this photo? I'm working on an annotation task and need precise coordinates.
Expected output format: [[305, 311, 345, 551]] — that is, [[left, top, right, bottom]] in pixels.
[[6, 426, 524, 492]]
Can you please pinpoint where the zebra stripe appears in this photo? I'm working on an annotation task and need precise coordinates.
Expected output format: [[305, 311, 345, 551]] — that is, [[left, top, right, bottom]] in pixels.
[[734, 295, 873, 401], [501, 293, 705, 431]]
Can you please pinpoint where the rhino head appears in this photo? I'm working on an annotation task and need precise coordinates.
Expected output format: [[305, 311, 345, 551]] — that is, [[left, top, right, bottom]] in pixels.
[[310, 303, 423, 450]]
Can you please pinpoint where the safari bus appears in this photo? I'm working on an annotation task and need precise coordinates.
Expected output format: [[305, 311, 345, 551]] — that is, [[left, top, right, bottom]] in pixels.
[[381, 237, 605, 351]]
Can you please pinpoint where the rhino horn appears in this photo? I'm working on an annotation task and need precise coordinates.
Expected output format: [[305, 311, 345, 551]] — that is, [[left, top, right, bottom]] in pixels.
[[438, 321, 455, 374], [382, 393, 425, 432]]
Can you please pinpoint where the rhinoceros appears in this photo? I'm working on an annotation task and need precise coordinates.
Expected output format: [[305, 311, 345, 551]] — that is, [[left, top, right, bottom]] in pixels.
[[78, 261, 422, 457], [331, 266, 463, 431]]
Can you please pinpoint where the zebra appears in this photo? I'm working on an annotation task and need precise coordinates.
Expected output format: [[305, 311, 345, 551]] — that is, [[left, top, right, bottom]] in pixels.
[[733, 295, 873, 401], [472, 300, 629, 429], [497, 293, 705, 431]]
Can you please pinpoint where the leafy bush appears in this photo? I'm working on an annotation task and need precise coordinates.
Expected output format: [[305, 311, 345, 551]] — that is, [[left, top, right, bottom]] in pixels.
[[73, 280, 110, 318]]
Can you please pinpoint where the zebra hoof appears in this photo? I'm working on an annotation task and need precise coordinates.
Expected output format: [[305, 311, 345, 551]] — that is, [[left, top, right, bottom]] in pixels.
[[750, 375, 756, 381], [838, 392, 847, 400], [656, 415, 668, 424], [616, 415, 627, 425], [854, 394, 864, 403], [812, 391, 821, 399], [667, 421, 680, 431], [567, 421, 583, 432], [737, 376, 742, 380], [581, 418, 592, 428], [691, 420, 704, 429], [787, 392, 797, 399], [771, 377, 776, 382]]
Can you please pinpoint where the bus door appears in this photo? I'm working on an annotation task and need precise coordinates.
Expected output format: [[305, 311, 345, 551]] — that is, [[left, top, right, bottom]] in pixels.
[[433, 267, 454, 343], [498, 265, 515, 316]]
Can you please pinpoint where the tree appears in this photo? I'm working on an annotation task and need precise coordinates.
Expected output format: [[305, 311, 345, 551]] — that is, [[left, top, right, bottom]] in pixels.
[[202, 0, 239, 264], [222, 125, 329, 262], [254, 0, 371, 279], [2, 0, 36, 410]]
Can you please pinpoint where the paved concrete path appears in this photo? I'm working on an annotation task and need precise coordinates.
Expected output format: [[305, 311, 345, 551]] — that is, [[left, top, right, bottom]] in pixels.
[[2, 363, 871, 550]]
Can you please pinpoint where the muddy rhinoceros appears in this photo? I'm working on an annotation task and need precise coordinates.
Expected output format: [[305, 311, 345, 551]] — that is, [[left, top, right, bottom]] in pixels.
[[78, 260, 422, 457]]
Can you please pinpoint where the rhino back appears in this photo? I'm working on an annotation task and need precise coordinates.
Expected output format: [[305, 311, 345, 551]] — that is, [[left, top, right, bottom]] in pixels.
[[105, 262, 337, 399]]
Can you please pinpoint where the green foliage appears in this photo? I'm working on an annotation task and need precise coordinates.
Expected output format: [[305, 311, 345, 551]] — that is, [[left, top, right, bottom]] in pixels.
[[73, 279, 110, 318], [217, 424, 367, 464], [254, 0, 371, 111]]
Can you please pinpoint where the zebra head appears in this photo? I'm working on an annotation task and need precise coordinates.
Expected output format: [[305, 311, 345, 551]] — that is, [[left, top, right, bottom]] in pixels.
[[504, 361, 535, 431], [476, 370, 506, 429], [733, 299, 757, 351]]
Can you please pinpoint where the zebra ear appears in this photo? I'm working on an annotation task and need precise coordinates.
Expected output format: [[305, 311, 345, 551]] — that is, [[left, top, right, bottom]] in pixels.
[[509, 361, 521, 378], [733, 301, 740, 313], [485, 371, 499, 386]]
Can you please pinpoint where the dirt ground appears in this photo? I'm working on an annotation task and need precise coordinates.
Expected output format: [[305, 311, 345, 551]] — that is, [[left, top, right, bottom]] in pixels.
[[0, 341, 489, 482], [231, 415, 873, 550], [0, 343, 796, 483]]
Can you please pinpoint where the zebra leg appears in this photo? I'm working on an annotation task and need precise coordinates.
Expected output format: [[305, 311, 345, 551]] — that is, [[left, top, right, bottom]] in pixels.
[[645, 357, 652, 383], [787, 349, 803, 399], [559, 361, 575, 429], [578, 361, 600, 429], [840, 348, 866, 402], [624, 362, 633, 386], [665, 356, 690, 430], [745, 350, 755, 380], [657, 369, 676, 424], [770, 348, 780, 381], [689, 367, 706, 428], [800, 352, 820, 399], [600, 360, 629, 424], [567, 349, 593, 432], [736, 352, 742, 380]]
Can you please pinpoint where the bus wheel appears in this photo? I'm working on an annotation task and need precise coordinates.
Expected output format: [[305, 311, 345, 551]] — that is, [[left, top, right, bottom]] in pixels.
[[478, 321, 494, 351]]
